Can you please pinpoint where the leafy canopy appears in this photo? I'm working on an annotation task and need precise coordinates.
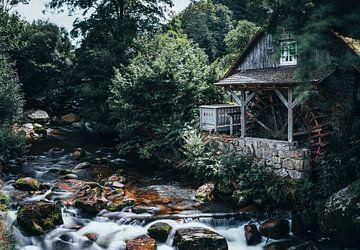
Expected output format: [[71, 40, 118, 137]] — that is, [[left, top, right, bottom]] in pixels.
[[180, 0, 233, 62], [109, 32, 222, 159]]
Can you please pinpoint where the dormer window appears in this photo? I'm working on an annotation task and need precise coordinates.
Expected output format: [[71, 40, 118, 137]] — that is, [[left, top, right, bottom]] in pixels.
[[280, 41, 297, 66]]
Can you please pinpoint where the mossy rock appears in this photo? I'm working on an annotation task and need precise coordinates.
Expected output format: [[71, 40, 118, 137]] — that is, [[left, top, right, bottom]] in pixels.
[[14, 177, 40, 191], [17, 200, 63, 236], [107, 197, 136, 211], [195, 183, 215, 202], [0, 192, 8, 204], [147, 222, 172, 242], [318, 179, 360, 241]]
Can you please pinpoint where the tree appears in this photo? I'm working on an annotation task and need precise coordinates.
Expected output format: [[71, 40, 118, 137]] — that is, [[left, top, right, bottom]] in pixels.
[[0, 56, 24, 124], [211, 19, 258, 76], [0, 56, 26, 161], [14, 20, 74, 111], [213, 0, 270, 25], [180, 0, 233, 62], [109, 32, 222, 160], [48, 0, 173, 127]]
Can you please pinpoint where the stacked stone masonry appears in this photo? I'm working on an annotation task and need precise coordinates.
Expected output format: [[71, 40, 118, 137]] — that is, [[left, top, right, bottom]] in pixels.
[[207, 136, 311, 180]]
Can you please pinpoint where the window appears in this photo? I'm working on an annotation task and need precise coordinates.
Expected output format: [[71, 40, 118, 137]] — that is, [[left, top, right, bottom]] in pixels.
[[280, 41, 297, 66]]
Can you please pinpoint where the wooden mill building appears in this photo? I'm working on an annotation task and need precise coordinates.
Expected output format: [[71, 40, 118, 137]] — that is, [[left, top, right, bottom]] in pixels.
[[200, 30, 360, 161]]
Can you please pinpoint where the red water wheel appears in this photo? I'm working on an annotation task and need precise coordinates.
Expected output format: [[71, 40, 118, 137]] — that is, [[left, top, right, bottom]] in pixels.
[[246, 92, 328, 159]]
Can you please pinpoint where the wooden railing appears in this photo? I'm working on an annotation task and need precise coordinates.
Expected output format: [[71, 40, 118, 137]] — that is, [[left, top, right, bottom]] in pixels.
[[200, 104, 241, 134]]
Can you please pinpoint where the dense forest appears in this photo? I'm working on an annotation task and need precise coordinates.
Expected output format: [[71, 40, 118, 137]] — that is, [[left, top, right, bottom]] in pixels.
[[0, 0, 360, 249]]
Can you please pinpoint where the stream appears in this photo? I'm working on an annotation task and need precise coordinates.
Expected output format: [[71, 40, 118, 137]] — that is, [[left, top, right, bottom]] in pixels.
[[1, 126, 293, 250]]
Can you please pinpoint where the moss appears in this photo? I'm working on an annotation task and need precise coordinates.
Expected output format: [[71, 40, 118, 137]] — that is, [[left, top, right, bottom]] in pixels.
[[15, 177, 40, 191], [0, 205, 8, 212], [148, 222, 172, 242], [0, 193, 8, 204]]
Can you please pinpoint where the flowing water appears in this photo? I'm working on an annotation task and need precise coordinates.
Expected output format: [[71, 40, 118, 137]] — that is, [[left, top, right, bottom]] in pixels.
[[1, 127, 292, 250]]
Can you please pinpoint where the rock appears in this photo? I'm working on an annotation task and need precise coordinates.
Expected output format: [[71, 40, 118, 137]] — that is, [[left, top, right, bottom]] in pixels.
[[17, 201, 63, 236], [126, 236, 156, 250], [72, 122, 84, 128], [231, 190, 249, 207], [264, 240, 318, 250], [49, 148, 66, 157], [74, 184, 106, 215], [147, 222, 172, 242], [259, 218, 290, 239], [107, 196, 136, 211], [14, 177, 41, 191], [111, 181, 125, 189], [132, 206, 161, 215], [74, 162, 91, 170], [27, 110, 50, 123], [92, 157, 108, 165], [173, 227, 228, 250], [73, 148, 86, 160], [244, 224, 262, 246], [60, 113, 80, 124], [195, 183, 215, 202], [0, 192, 8, 212], [85, 233, 98, 241], [318, 179, 360, 241], [61, 174, 78, 180]]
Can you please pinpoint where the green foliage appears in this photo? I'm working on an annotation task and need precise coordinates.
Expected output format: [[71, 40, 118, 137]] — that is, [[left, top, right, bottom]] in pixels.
[[0, 55, 26, 162], [15, 20, 74, 111], [180, 0, 233, 62], [0, 125, 27, 161], [211, 19, 258, 75], [213, 0, 270, 25], [0, 56, 24, 124], [49, 0, 173, 126], [109, 33, 222, 159]]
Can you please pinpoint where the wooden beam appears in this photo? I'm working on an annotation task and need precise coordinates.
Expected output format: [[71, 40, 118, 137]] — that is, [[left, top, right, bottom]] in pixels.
[[288, 88, 293, 143], [229, 90, 242, 106], [244, 89, 260, 107], [241, 90, 246, 138], [274, 88, 288, 108]]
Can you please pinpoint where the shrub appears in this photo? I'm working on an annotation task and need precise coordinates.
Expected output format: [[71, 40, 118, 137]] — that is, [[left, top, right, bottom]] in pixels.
[[0, 125, 27, 161]]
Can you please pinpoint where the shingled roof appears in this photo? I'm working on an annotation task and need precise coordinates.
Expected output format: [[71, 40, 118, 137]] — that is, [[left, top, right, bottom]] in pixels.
[[215, 66, 336, 88]]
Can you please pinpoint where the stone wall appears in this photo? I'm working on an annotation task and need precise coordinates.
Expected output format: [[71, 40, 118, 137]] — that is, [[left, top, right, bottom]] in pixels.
[[207, 136, 311, 180]]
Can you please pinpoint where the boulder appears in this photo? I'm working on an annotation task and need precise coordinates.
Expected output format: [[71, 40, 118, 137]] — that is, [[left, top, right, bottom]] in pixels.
[[74, 162, 91, 170], [74, 184, 106, 215], [14, 177, 40, 191], [264, 240, 318, 250], [60, 113, 80, 124], [17, 201, 63, 235], [73, 148, 86, 160], [318, 179, 360, 241], [107, 196, 136, 211], [126, 236, 156, 250], [173, 227, 228, 250], [0, 192, 9, 212], [259, 218, 290, 239], [147, 222, 172, 242], [195, 183, 215, 202], [244, 224, 262, 246], [27, 110, 50, 123]]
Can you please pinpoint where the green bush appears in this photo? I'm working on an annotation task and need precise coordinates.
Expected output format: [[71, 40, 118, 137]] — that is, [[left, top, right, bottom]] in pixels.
[[0, 125, 27, 161], [0, 56, 26, 161], [109, 32, 222, 160], [0, 56, 24, 125]]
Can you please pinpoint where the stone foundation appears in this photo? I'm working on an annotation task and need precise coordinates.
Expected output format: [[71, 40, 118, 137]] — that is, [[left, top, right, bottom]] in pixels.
[[207, 136, 311, 180]]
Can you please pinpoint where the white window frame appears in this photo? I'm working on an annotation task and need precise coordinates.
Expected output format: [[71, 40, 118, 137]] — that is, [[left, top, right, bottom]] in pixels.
[[280, 41, 297, 66]]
